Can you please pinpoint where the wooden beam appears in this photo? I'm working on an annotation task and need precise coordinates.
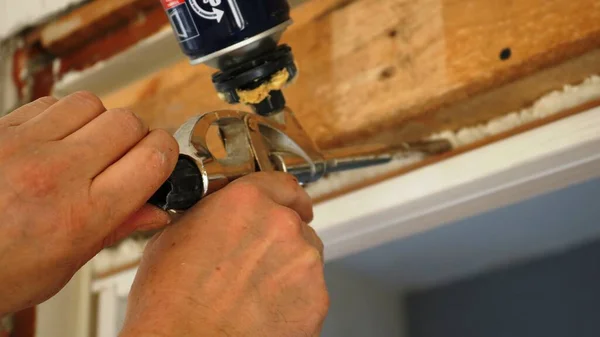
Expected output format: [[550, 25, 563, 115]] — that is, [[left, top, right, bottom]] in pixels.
[[365, 48, 600, 147], [40, 0, 161, 55], [102, 0, 600, 149], [12, 0, 169, 104], [57, 6, 168, 72]]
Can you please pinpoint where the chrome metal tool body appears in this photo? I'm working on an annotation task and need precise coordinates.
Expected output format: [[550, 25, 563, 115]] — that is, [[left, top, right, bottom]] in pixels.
[[150, 108, 451, 213]]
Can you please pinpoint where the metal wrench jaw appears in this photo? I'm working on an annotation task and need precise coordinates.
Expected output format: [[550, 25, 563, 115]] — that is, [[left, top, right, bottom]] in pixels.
[[149, 108, 453, 214], [150, 108, 326, 213]]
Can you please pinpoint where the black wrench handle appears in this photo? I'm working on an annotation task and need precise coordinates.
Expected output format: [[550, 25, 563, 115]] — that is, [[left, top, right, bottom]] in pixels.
[[149, 156, 205, 213]]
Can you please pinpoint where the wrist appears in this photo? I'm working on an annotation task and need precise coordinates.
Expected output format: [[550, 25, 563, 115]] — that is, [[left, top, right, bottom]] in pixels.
[[120, 327, 170, 337], [120, 327, 218, 337], [121, 313, 221, 337]]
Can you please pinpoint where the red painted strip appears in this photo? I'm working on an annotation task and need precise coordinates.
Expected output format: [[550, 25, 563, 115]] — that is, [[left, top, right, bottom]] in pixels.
[[11, 49, 28, 101], [11, 308, 35, 337], [59, 7, 168, 74], [12, 3, 170, 104], [160, 0, 185, 9]]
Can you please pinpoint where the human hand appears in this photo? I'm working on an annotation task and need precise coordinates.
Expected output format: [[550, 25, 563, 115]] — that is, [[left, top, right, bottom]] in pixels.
[[0, 92, 178, 315], [121, 172, 329, 337]]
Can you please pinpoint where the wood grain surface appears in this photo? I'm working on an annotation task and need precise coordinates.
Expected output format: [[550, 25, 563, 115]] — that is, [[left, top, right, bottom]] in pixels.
[[102, 0, 600, 148], [40, 0, 160, 55]]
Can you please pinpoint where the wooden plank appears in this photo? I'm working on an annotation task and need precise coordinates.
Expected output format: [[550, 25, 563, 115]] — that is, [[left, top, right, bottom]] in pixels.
[[102, 0, 600, 149], [364, 48, 600, 147], [0, 0, 87, 41], [11, 0, 167, 106], [40, 0, 161, 55], [58, 6, 168, 72]]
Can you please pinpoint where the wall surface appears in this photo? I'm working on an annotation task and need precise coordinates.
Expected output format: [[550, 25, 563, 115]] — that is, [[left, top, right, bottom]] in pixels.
[[407, 237, 600, 337], [332, 176, 600, 289], [322, 265, 406, 337]]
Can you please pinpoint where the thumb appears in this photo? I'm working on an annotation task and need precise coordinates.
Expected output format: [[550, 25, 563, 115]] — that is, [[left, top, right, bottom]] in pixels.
[[102, 204, 171, 248]]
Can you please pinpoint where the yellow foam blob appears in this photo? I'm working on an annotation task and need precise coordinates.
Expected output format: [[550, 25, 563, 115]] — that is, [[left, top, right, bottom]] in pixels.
[[235, 69, 290, 104]]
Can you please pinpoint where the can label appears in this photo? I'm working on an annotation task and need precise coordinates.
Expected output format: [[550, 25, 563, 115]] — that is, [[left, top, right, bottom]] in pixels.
[[162, 0, 291, 60], [162, 0, 200, 42], [160, 0, 186, 10]]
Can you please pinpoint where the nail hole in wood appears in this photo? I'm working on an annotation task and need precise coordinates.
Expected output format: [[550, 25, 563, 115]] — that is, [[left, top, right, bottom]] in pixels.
[[500, 48, 512, 61], [379, 66, 397, 80]]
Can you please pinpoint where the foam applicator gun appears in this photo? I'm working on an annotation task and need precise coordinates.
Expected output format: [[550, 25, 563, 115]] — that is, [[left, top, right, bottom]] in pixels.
[[150, 0, 452, 213]]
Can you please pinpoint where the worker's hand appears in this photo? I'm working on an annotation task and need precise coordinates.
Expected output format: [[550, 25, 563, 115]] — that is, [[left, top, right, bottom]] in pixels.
[[121, 173, 329, 337], [0, 92, 178, 315]]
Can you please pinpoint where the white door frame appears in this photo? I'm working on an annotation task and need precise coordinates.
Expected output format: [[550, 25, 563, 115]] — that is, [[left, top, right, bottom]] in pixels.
[[92, 268, 138, 337], [313, 106, 600, 261]]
